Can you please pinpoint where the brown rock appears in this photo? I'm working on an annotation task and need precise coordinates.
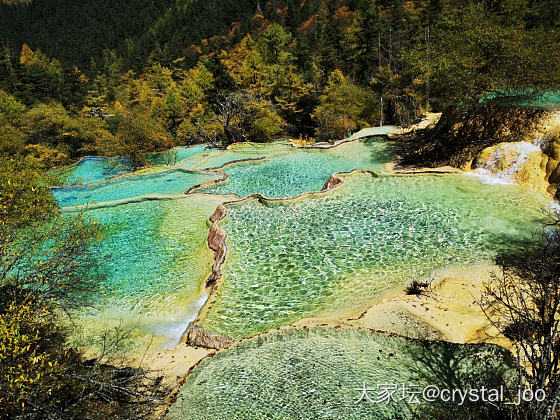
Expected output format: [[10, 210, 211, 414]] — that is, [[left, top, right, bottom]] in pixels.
[[322, 175, 342, 191], [209, 204, 227, 223], [185, 325, 234, 350], [206, 204, 228, 286], [545, 138, 560, 161]]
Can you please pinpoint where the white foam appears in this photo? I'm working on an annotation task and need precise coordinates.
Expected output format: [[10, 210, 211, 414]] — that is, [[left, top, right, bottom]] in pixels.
[[470, 141, 541, 185], [464, 170, 514, 185], [534, 136, 546, 150], [550, 200, 560, 212], [156, 291, 210, 348]]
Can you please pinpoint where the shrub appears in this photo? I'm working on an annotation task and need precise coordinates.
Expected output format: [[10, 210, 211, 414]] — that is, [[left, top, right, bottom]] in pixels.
[[405, 280, 429, 295]]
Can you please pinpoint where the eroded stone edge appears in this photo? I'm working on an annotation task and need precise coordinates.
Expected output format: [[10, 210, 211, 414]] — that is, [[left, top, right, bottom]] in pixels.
[[184, 169, 375, 348], [187, 168, 463, 348], [184, 202, 233, 350]]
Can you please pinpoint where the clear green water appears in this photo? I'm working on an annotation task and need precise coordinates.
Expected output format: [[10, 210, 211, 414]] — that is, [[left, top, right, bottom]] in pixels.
[[68, 194, 231, 350], [200, 138, 395, 198], [512, 91, 560, 110], [52, 169, 217, 207], [56, 156, 133, 185], [52, 137, 551, 353], [168, 327, 513, 419], [200, 172, 548, 339], [485, 89, 560, 110], [54, 139, 399, 350]]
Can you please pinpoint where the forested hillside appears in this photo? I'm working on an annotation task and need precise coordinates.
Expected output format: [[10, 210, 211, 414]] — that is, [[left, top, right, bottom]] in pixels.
[[0, 0, 264, 71], [0, 0, 559, 171], [1, 0, 559, 163], [2, 1, 560, 418]]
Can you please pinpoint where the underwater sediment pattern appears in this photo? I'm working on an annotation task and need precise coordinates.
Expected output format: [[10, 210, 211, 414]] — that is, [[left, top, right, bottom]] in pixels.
[[168, 327, 513, 419], [57, 156, 132, 185], [201, 172, 548, 339], [148, 144, 215, 166], [190, 141, 293, 170]]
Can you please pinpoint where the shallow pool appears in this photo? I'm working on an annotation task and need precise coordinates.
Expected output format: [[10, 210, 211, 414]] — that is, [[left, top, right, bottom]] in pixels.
[[200, 172, 549, 339], [200, 138, 396, 198], [53, 169, 218, 207], [67, 194, 232, 351], [57, 156, 132, 185], [148, 144, 216, 166], [53, 136, 552, 352], [168, 326, 513, 419]]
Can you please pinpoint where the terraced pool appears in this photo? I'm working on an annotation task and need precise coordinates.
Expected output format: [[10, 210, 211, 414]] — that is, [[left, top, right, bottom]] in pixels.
[[168, 327, 514, 419], [51, 134, 551, 355], [67, 194, 235, 350], [53, 169, 218, 207], [199, 138, 396, 198], [200, 171, 548, 339], [189, 141, 292, 170], [56, 156, 132, 185], [148, 144, 217, 166]]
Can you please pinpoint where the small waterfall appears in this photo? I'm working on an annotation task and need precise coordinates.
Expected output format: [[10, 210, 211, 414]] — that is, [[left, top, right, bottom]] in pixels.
[[470, 139, 543, 185], [157, 290, 210, 348]]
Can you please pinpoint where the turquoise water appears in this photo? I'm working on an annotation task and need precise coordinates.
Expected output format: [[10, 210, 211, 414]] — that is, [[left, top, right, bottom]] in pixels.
[[511, 91, 560, 110], [49, 136, 549, 419], [59, 156, 132, 185], [200, 138, 395, 198], [68, 194, 230, 350], [168, 327, 513, 419], [52, 169, 217, 207], [52, 135, 551, 353], [54, 139, 398, 349], [191, 141, 293, 170], [485, 89, 560, 110], [201, 172, 548, 339]]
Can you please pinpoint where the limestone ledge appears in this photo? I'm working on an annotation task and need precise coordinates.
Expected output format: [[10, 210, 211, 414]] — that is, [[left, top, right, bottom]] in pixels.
[[471, 111, 560, 196]]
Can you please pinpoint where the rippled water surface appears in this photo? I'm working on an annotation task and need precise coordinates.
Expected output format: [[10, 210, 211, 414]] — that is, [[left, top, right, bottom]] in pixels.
[[51, 136, 550, 418], [201, 139, 396, 198], [201, 172, 548, 339], [57, 156, 132, 185], [69, 194, 229, 349], [191, 141, 293, 170], [52, 137, 551, 352], [168, 327, 513, 419]]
